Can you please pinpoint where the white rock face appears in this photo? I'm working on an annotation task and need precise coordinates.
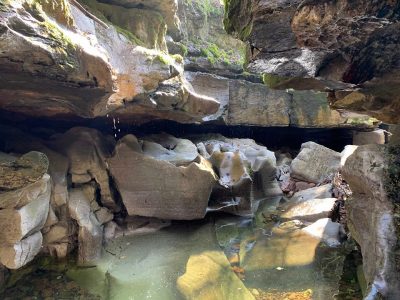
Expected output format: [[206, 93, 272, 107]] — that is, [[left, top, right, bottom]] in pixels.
[[290, 184, 333, 203], [68, 187, 103, 266], [340, 145, 359, 168], [281, 198, 337, 222], [0, 232, 43, 269], [142, 133, 199, 165], [291, 142, 341, 183], [302, 218, 345, 247], [0, 174, 51, 244]]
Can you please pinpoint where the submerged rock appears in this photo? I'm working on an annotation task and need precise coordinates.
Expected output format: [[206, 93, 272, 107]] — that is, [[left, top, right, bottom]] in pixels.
[[177, 251, 255, 300], [290, 184, 333, 203], [108, 134, 217, 220]]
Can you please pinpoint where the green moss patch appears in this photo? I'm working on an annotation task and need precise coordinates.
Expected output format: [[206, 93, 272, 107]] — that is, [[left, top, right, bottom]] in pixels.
[[22, 0, 78, 70], [199, 42, 243, 66], [184, 0, 223, 17]]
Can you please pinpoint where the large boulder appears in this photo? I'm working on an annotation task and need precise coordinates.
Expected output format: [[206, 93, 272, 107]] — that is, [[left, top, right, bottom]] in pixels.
[[302, 218, 346, 248], [108, 134, 217, 220], [290, 184, 333, 203], [342, 145, 400, 299], [291, 142, 341, 183], [196, 136, 280, 216], [353, 129, 386, 145], [48, 127, 117, 211]]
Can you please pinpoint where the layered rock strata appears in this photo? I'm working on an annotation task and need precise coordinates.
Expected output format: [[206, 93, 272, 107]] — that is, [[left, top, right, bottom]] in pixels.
[[223, 0, 400, 123]]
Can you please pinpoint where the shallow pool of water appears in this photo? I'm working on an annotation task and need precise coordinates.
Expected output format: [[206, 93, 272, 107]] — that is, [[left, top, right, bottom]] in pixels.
[[1, 196, 356, 300]]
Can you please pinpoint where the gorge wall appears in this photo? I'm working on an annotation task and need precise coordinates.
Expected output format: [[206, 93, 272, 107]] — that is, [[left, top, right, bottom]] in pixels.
[[0, 0, 399, 299]]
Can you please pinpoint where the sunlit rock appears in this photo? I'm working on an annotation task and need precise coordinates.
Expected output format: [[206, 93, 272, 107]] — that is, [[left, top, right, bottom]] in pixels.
[[302, 218, 346, 247], [187, 72, 375, 128], [342, 144, 400, 298], [0, 174, 50, 244], [0, 232, 43, 269], [177, 251, 255, 300], [290, 184, 333, 203], [291, 142, 341, 183], [0, 0, 219, 124], [108, 134, 217, 220], [340, 145, 359, 168], [196, 136, 281, 216], [281, 198, 337, 222], [142, 133, 198, 165]]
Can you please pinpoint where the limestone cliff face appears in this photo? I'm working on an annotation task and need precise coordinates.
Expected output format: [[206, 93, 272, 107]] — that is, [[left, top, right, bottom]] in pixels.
[[223, 0, 400, 123], [0, 0, 219, 123]]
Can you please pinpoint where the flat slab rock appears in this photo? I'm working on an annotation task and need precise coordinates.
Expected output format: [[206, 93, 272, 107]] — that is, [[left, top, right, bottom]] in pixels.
[[281, 198, 337, 222], [0, 151, 49, 191], [290, 184, 333, 203]]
